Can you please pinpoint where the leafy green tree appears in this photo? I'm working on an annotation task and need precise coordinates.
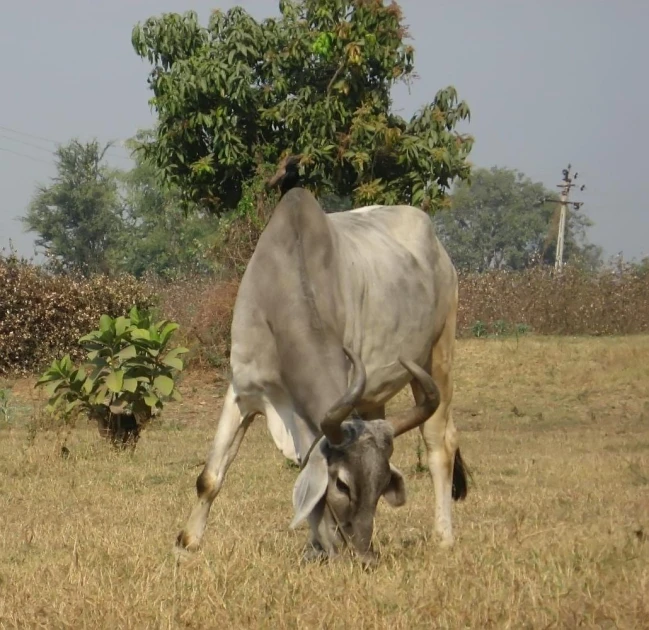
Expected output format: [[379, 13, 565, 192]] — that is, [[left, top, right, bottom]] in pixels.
[[22, 140, 123, 276], [131, 1, 473, 215], [435, 167, 602, 272], [112, 131, 220, 279]]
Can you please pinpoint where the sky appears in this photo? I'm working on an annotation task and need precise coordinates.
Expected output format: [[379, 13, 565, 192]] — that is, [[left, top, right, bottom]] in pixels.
[[1, 1, 647, 262]]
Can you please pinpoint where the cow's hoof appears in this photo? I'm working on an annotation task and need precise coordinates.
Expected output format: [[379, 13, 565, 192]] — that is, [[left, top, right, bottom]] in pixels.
[[175, 530, 200, 553], [438, 534, 455, 550], [358, 551, 379, 570], [301, 544, 328, 565]]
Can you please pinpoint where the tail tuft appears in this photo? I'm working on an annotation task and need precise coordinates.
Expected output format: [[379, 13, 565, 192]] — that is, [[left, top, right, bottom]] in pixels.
[[451, 448, 472, 501]]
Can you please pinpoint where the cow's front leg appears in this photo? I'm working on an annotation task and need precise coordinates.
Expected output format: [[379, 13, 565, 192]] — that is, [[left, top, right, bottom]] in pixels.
[[176, 385, 255, 552]]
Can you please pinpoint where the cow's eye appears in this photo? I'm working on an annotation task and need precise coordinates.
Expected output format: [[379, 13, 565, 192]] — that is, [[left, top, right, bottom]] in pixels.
[[335, 477, 351, 496]]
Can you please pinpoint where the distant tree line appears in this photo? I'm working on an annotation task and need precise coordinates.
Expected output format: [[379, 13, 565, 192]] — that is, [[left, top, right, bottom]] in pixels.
[[22, 137, 610, 278]]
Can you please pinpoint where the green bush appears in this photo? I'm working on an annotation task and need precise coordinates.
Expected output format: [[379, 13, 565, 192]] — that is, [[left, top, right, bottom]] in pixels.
[[36, 307, 187, 449], [471, 321, 487, 338], [493, 319, 509, 336], [0, 388, 12, 425]]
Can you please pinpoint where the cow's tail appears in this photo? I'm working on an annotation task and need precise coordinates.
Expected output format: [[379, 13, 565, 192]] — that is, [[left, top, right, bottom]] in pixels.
[[451, 447, 472, 501]]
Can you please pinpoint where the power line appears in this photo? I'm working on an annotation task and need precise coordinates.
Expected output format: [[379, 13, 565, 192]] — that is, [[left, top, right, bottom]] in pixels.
[[0, 124, 133, 154], [0, 124, 134, 162], [0, 133, 57, 155], [0, 125, 63, 147], [0, 146, 52, 165]]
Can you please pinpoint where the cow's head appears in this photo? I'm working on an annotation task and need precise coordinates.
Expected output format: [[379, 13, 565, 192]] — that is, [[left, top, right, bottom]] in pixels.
[[290, 349, 440, 566]]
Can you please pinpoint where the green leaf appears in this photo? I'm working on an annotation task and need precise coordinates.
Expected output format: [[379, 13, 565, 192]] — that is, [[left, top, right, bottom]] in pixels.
[[106, 370, 125, 393], [79, 332, 100, 343], [116, 345, 138, 361], [115, 316, 128, 336], [164, 347, 189, 361], [153, 375, 174, 397], [45, 379, 64, 396], [122, 378, 139, 393], [148, 325, 161, 343], [129, 305, 140, 323], [160, 322, 179, 344], [99, 314, 113, 333], [144, 393, 160, 409], [82, 378, 94, 395], [65, 399, 83, 413], [36, 372, 60, 385], [92, 384, 109, 405], [161, 357, 184, 371], [130, 329, 151, 341]]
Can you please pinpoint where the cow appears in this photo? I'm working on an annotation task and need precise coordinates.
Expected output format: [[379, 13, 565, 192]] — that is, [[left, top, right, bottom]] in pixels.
[[176, 156, 469, 564]]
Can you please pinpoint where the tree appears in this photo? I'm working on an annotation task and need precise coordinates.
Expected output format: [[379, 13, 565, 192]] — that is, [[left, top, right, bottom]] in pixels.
[[112, 131, 220, 279], [131, 1, 473, 215], [22, 140, 123, 276], [435, 166, 602, 272]]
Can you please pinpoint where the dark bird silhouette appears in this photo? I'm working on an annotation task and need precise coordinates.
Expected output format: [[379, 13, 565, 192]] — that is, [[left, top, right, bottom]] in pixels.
[[266, 154, 303, 197]]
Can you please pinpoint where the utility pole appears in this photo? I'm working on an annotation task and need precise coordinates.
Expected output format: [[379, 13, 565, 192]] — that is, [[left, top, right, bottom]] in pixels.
[[554, 164, 585, 271]]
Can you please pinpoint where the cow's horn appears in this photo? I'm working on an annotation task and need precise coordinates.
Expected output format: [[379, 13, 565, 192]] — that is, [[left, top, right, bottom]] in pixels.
[[388, 359, 441, 438], [320, 347, 366, 445]]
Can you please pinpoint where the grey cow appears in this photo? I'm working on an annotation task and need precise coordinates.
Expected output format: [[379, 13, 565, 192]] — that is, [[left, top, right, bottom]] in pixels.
[[176, 158, 469, 564]]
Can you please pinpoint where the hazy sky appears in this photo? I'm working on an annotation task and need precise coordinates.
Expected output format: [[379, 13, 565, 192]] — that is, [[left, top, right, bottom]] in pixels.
[[1, 1, 647, 261]]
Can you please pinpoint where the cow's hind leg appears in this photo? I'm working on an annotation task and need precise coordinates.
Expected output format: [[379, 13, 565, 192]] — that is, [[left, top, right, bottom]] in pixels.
[[415, 291, 468, 548], [176, 385, 255, 552]]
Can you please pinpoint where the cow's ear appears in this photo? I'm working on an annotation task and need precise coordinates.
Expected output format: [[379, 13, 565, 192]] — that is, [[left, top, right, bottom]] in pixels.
[[382, 463, 406, 507], [290, 443, 329, 529]]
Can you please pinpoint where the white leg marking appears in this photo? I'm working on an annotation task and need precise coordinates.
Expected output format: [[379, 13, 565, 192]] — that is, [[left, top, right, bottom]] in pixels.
[[177, 384, 254, 551]]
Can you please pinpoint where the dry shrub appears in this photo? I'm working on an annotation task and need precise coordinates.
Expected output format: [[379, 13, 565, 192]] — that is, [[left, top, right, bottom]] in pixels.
[[213, 210, 267, 278], [4, 249, 647, 378], [0, 255, 155, 375], [154, 263, 649, 372], [150, 274, 238, 370], [458, 264, 649, 336]]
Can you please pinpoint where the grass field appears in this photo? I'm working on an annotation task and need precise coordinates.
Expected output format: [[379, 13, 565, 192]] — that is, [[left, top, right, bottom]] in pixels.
[[1, 336, 648, 629]]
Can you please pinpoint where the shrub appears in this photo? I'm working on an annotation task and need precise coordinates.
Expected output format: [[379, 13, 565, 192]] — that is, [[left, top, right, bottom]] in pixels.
[[156, 262, 648, 370], [0, 388, 12, 425], [0, 253, 155, 375], [515, 323, 531, 336], [457, 264, 649, 337], [471, 320, 488, 338], [148, 275, 238, 372], [36, 307, 187, 449], [3, 250, 649, 378], [493, 319, 509, 336]]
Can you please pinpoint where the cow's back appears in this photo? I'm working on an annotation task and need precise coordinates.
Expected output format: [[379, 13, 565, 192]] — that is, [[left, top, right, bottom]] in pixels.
[[328, 205, 457, 406]]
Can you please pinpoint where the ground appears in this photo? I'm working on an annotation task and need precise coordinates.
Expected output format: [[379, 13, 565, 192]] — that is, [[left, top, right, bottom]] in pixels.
[[1, 336, 648, 629]]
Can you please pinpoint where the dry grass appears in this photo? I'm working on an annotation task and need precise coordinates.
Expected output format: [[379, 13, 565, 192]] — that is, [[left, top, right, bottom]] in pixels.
[[1, 336, 648, 629]]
